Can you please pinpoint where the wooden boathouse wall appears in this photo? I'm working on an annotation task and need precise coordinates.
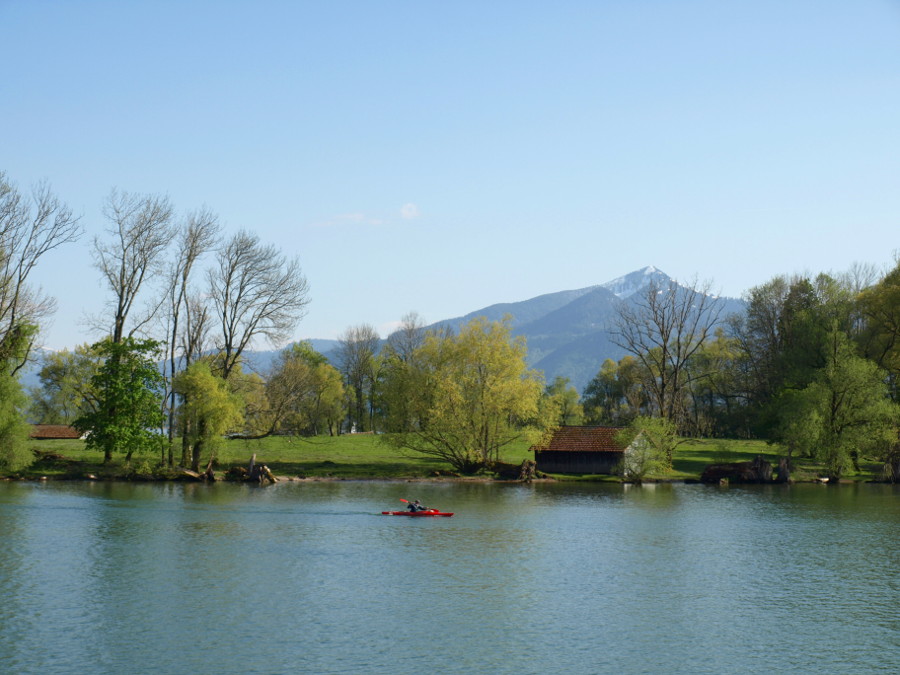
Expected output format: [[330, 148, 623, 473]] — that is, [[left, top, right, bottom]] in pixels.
[[533, 426, 626, 475]]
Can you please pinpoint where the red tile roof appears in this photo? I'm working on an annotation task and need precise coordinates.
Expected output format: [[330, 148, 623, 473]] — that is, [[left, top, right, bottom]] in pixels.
[[29, 425, 82, 440], [533, 426, 625, 453]]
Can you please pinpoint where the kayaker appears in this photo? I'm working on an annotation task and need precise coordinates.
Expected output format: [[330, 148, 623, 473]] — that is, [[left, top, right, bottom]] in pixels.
[[408, 500, 426, 512]]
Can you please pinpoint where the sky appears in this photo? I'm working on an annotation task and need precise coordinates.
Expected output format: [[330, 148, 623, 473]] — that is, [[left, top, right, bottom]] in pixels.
[[3, 0, 900, 351]]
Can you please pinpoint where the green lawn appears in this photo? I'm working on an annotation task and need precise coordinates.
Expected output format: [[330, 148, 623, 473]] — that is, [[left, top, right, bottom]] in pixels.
[[21, 434, 534, 481], [16, 433, 887, 482]]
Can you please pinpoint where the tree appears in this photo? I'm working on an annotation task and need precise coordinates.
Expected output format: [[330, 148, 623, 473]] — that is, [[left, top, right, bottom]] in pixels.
[[612, 276, 724, 427], [775, 328, 899, 481], [0, 171, 82, 372], [0, 324, 36, 473], [173, 361, 243, 472], [382, 317, 548, 474], [74, 337, 165, 463], [730, 273, 859, 436], [336, 323, 380, 432], [228, 342, 343, 439], [858, 260, 900, 399], [380, 313, 431, 433], [162, 209, 220, 464], [543, 376, 583, 426], [28, 343, 102, 424], [615, 416, 674, 482], [616, 415, 679, 474], [683, 329, 746, 437], [0, 172, 81, 470], [92, 189, 175, 342], [266, 342, 344, 437], [385, 311, 427, 361], [208, 230, 310, 381]]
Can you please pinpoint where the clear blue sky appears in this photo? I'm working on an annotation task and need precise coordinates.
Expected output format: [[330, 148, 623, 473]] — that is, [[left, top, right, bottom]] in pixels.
[[3, 0, 900, 351]]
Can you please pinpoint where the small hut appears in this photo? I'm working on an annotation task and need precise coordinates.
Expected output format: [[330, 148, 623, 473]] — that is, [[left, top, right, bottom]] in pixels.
[[29, 424, 83, 440], [532, 426, 627, 474]]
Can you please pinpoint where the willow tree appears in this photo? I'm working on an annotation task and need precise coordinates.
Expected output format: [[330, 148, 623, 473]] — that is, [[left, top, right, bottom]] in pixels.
[[382, 317, 549, 474], [173, 361, 243, 472]]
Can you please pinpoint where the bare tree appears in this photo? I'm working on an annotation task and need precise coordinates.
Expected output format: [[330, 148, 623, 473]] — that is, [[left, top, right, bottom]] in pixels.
[[0, 172, 82, 371], [92, 189, 175, 342], [208, 230, 310, 380], [612, 276, 724, 425], [337, 323, 380, 432], [385, 311, 427, 362], [181, 293, 213, 365]]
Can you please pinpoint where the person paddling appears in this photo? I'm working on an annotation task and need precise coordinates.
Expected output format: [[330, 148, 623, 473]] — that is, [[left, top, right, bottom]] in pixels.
[[407, 499, 427, 512]]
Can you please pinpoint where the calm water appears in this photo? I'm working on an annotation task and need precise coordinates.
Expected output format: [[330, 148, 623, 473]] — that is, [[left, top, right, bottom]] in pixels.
[[1, 480, 898, 675]]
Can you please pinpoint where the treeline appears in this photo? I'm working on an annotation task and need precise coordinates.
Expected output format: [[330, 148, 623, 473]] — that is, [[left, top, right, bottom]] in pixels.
[[580, 269, 900, 481]]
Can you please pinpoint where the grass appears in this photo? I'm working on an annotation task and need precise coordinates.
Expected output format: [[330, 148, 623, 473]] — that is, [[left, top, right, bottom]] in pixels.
[[12, 434, 887, 482], [19, 434, 536, 481]]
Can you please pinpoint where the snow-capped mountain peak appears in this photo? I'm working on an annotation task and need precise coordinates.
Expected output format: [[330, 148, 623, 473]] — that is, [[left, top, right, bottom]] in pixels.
[[600, 266, 670, 299]]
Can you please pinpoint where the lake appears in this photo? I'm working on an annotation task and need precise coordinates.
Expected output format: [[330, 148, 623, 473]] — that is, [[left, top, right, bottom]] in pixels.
[[1, 480, 898, 674]]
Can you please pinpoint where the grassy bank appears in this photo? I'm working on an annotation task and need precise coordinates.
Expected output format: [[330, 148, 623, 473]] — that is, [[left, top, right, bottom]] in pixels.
[[13, 434, 886, 482]]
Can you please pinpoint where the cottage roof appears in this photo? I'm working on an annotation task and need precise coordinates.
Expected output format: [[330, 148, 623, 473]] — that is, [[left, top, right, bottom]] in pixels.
[[29, 424, 82, 440], [533, 425, 625, 453]]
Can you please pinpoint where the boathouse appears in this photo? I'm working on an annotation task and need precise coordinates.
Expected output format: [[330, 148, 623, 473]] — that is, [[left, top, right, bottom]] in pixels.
[[29, 424, 83, 440], [532, 425, 628, 474]]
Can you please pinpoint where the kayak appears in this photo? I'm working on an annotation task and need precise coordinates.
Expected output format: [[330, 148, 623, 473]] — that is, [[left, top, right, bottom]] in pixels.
[[381, 509, 454, 517]]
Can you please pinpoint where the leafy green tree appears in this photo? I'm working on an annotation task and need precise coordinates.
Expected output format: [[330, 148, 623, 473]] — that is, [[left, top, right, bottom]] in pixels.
[[776, 328, 899, 481], [858, 260, 900, 399], [582, 359, 621, 424], [382, 317, 548, 474], [0, 369, 30, 473], [173, 361, 243, 472], [74, 337, 165, 463], [0, 324, 36, 473], [684, 329, 746, 437], [617, 414, 680, 471], [543, 376, 583, 426], [29, 343, 102, 424], [731, 273, 859, 436], [273, 342, 344, 436], [379, 313, 430, 433], [336, 324, 380, 432], [582, 356, 649, 425], [615, 416, 673, 482], [234, 342, 344, 438]]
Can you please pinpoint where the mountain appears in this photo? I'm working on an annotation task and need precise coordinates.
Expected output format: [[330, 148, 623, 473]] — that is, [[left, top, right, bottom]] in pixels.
[[429, 266, 744, 392]]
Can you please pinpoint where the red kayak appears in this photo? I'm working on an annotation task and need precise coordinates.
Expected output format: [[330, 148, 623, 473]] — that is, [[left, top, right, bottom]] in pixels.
[[381, 509, 454, 517]]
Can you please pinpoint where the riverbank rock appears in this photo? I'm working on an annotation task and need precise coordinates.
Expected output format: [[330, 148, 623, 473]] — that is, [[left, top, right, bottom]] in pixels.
[[700, 455, 773, 484]]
